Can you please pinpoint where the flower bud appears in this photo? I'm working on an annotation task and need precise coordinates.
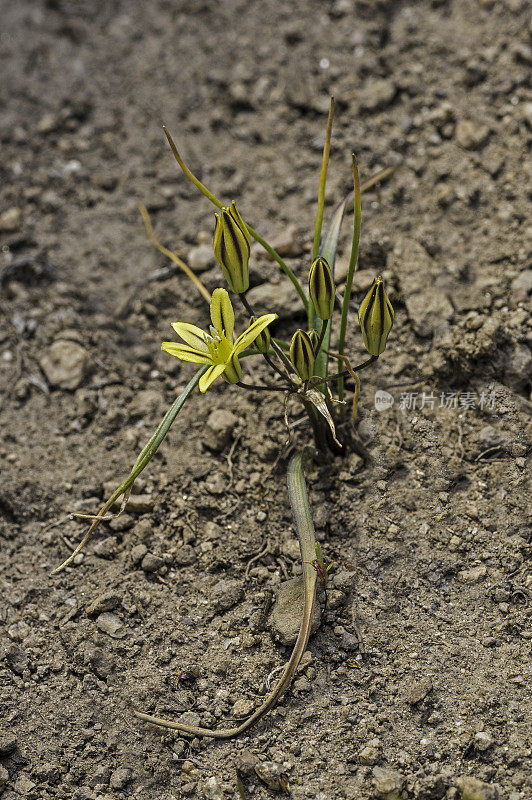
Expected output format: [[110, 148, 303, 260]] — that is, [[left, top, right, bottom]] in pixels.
[[307, 329, 320, 355], [250, 316, 271, 354], [358, 276, 394, 356], [213, 201, 251, 293], [290, 329, 315, 380], [308, 256, 335, 320], [222, 353, 243, 385]]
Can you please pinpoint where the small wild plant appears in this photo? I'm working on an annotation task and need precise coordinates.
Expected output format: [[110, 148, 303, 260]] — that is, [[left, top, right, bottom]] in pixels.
[[52, 98, 394, 738]]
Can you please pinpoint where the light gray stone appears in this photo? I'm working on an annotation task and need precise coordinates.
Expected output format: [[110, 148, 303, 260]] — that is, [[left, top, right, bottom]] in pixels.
[[40, 340, 91, 390], [110, 767, 132, 790], [455, 119, 490, 150], [96, 612, 125, 638], [510, 270, 532, 306], [359, 79, 396, 112], [188, 244, 215, 273], [269, 575, 321, 646], [246, 280, 303, 320], [474, 731, 493, 751], [458, 565, 487, 583], [372, 766, 405, 797], [204, 409, 238, 452], [0, 207, 22, 232], [267, 224, 301, 257], [211, 579, 243, 613]]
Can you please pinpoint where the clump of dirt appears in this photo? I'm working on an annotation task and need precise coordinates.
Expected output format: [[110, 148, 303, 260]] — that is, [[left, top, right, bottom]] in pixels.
[[1, 1, 530, 799]]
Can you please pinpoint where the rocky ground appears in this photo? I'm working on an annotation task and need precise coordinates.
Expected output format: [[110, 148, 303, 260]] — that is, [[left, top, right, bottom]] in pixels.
[[1, 0, 531, 798]]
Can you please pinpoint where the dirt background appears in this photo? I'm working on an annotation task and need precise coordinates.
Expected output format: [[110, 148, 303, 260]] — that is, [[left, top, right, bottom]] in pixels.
[[1, 1, 531, 799]]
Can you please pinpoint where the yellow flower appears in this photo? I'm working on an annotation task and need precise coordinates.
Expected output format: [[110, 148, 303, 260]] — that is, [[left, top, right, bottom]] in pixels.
[[162, 288, 277, 393]]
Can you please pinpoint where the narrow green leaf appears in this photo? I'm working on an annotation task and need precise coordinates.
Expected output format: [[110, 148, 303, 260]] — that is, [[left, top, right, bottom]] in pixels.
[[51, 367, 207, 575], [309, 97, 335, 329], [337, 154, 361, 405]]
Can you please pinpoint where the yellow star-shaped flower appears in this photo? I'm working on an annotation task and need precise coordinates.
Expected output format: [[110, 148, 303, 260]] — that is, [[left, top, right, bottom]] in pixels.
[[162, 288, 277, 393]]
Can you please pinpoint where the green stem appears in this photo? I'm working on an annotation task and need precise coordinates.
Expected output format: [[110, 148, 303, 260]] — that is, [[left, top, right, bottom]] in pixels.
[[309, 97, 335, 330], [315, 317, 329, 359], [337, 154, 361, 407], [240, 294, 295, 378], [311, 355, 377, 386], [132, 449, 319, 738], [163, 126, 308, 311], [237, 381, 287, 392]]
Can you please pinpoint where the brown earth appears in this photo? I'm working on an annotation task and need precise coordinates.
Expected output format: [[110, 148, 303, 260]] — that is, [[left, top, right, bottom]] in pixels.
[[1, 1, 531, 799]]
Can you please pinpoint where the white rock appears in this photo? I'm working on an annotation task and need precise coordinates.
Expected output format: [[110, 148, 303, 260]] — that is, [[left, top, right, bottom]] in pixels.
[[39, 340, 91, 390], [188, 244, 215, 273], [0, 207, 22, 232]]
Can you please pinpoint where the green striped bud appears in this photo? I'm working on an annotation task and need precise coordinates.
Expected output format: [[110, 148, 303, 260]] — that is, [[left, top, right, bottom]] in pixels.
[[308, 256, 335, 320], [213, 201, 251, 294], [250, 316, 271, 354], [290, 329, 315, 380], [358, 276, 394, 356], [307, 329, 320, 355]]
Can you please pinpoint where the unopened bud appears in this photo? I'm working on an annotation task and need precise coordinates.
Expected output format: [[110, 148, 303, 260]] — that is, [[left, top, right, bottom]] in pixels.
[[358, 276, 394, 356], [250, 316, 271, 354], [308, 329, 320, 355], [290, 329, 315, 380], [213, 201, 251, 293], [308, 256, 335, 320]]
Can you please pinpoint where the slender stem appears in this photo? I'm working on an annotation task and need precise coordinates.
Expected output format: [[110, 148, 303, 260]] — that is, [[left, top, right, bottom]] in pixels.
[[360, 165, 396, 194], [131, 449, 319, 739], [163, 126, 308, 311], [315, 318, 328, 358], [309, 97, 335, 329], [264, 352, 285, 377], [245, 226, 308, 310], [138, 202, 211, 304], [237, 381, 287, 393], [241, 294, 295, 378], [313, 355, 377, 386], [337, 154, 361, 408]]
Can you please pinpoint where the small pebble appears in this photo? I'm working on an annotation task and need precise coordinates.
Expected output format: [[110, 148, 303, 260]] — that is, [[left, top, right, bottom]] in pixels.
[[96, 612, 125, 638], [39, 340, 91, 391], [141, 553, 165, 573], [203, 409, 238, 452], [474, 731, 493, 751], [0, 206, 22, 232], [458, 565, 487, 583], [359, 745, 380, 766], [372, 766, 404, 797], [188, 244, 214, 272], [86, 591, 121, 617], [455, 118, 490, 149], [109, 767, 132, 790], [211, 579, 243, 613], [232, 698, 254, 717]]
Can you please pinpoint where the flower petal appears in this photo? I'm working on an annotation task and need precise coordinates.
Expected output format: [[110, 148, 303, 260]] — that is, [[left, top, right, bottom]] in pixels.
[[233, 313, 277, 355], [161, 342, 212, 364], [210, 287, 235, 340], [171, 322, 209, 352], [198, 363, 226, 393]]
